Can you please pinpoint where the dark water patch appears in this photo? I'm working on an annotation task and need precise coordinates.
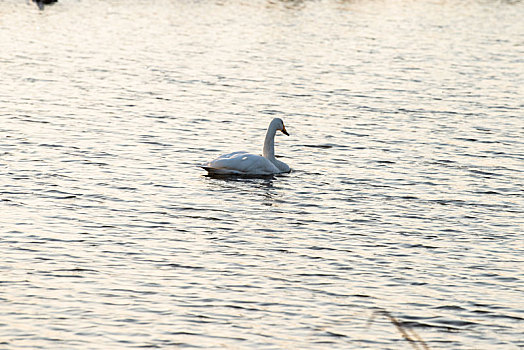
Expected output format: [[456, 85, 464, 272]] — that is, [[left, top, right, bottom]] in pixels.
[[13, 116, 51, 124], [375, 160, 396, 165], [352, 294, 373, 298], [163, 263, 205, 270], [468, 168, 502, 177], [259, 109, 284, 115], [138, 140, 171, 147], [402, 244, 438, 249], [302, 144, 334, 149], [144, 114, 175, 120], [1, 190, 32, 195], [455, 137, 501, 144], [106, 288, 158, 296], [296, 273, 338, 278], [342, 131, 370, 137], [38, 143, 65, 148], [401, 320, 461, 332], [434, 305, 467, 311], [323, 331, 348, 338], [60, 159, 109, 167], [472, 190, 504, 195], [42, 190, 78, 200], [484, 313, 524, 321]]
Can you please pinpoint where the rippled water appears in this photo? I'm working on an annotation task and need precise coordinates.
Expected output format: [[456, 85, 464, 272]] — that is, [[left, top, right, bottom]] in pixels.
[[1, 0, 523, 348]]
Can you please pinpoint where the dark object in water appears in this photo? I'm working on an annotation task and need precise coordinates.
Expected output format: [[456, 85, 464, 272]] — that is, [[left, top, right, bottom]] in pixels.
[[33, 0, 58, 10]]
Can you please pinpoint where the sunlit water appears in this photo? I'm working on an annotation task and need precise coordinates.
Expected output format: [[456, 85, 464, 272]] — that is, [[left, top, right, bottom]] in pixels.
[[1, 0, 523, 348]]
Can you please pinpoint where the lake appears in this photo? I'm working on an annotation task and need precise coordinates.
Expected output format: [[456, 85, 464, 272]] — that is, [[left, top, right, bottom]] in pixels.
[[1, 0, 523, 348]]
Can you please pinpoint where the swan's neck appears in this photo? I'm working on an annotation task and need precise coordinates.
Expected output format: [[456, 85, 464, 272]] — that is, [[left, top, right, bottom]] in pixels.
[[262, 122, 278, 159]]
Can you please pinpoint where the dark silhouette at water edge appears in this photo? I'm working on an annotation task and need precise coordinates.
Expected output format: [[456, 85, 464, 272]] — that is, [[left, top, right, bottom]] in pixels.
[[33, 0, 57, 10]]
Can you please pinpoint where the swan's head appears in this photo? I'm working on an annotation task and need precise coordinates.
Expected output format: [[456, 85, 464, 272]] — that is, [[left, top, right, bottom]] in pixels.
[[273, 118, 289, 136]]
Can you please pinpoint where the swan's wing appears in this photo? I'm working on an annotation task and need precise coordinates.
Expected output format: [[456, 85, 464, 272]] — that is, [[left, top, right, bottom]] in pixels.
[[202, 152, 279, 175], [213, 151, 250, 160]]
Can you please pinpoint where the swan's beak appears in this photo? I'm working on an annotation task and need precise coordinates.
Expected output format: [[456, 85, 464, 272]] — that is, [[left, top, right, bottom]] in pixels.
[[281, 125, 289, 136]]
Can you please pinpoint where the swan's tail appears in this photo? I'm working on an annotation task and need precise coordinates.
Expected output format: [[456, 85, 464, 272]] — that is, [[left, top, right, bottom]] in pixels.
[[200, 166, 244, 176]]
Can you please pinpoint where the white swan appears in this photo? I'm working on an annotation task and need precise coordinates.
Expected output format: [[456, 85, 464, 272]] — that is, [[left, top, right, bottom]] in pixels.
[[201, 118, 291, 176]]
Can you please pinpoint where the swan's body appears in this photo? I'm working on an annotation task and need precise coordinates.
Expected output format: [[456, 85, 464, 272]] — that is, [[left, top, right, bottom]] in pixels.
[[201, 118, 291, 176]]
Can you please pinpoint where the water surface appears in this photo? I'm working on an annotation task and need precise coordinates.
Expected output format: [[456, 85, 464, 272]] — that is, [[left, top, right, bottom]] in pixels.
[[1, 0, 523, 348]]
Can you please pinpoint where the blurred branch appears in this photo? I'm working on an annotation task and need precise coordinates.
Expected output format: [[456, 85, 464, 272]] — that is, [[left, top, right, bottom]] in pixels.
[[368, 309, 430, 350]]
